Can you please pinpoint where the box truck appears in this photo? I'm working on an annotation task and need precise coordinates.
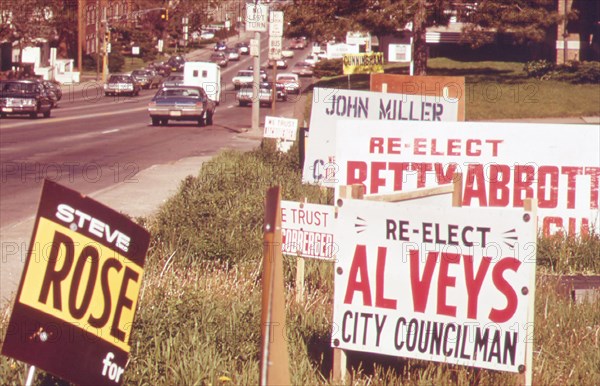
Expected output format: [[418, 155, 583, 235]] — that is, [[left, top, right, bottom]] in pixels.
[[183, 62, 221, 105]]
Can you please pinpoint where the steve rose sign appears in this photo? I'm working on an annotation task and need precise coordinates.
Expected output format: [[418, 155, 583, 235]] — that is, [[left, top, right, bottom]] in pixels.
[[332, 198, 537, 372], [1, 180, 150, 385], [334, 120, 600, 235]]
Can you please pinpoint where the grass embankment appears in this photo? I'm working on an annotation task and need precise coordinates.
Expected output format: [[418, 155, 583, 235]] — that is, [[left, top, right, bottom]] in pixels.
[[1, 142, 598, 385], [313, 58, 600, 120]]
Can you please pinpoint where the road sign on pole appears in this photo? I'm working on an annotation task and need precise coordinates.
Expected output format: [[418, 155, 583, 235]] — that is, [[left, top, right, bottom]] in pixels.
[[268, 36, 283, 60], [246, 3, 268, 32], [269, 11, 284, 37]]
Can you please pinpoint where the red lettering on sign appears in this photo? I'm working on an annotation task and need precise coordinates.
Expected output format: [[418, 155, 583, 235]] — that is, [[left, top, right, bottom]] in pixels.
[[513, 165, 535, 207], [375, 247, 397, 309], [344, 245, 372, 306], [586, 167, 600, 209], [562, 166, 583, 209], [409, 250, 438, 313], [463, 255, 491, 319], [463, 164, 487, 206], [437, 252, 460, 317], [488, 164, 511, 207], [489, 257, 521, 323]]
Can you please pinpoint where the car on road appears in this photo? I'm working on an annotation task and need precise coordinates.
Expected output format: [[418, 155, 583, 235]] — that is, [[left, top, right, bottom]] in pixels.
[[232, 69, 254, 90], [131, 69, 162, 89], [225, 48, 240, 61], [209, 52, 229, 67], [166, 55, 186, 72], [148, 85, 215, 126], [235, 42, 250, 55], [247, 65, 268, 81], [104, 74, 140, 96], [37, 79, 62, 108], [200, 30, 215, 40], [304, 54, 320, 67], [290, 37, 307, 49], [161, 72, 184, 87], [267, 59, 288, 69], [292, 61, 314, 77], [281, 47, 294, 58], [0, 79, 53, 118], [214, 41, 227, 51], [276, 73, 300, 94], [236, 82, 286, 108]]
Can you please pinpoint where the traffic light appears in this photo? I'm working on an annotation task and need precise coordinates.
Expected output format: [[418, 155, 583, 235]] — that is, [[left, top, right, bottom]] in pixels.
[[160, 8, 169, 21], [104, 30, 111, 42]]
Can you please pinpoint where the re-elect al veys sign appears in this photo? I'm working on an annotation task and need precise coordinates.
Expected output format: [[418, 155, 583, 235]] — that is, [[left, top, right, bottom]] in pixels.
[[302, 87, 460, 187], [332, 199, 537, 373], [334, 120, 600, 236], [1, 180, 150, 385]]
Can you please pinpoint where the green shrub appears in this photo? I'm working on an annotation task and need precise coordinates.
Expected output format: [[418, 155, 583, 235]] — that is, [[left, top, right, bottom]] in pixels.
[[523, 59, 554, 79], [314, 58, 343, 78], [108, 49, 125, 73]]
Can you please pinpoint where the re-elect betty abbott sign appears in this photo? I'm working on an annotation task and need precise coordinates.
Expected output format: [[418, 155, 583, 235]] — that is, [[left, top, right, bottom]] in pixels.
[[302, 87, 460, 187], [332, 199, 537, 372], [334, 121, 600, 235]]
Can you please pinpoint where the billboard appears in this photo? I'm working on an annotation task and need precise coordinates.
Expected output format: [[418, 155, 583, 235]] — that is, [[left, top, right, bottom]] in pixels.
[[1, 180, 150, 385], [332, 198, 537, 372], [343, 53, 385, 75], [334, 120, 600, 235]]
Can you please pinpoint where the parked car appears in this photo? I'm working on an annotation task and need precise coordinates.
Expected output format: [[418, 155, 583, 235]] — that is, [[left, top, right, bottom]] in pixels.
[[226, 48, 240, 61], [214, 41, 227, 51], [292, 61, 314, 77], [131, 69, 162, 89], [0, 79, 53, 118], [276, 73, 300, 94], [161, 72, 184, 87], [235, 42, 250, 55], [290, 38, 306, 49], [148, 85, 216, 126], [267, 59, 288, 69], [38, 80, 62, 107], [104, 74, 140, 96], [232, 70, 254, 90], [209, 52, 229, 67]]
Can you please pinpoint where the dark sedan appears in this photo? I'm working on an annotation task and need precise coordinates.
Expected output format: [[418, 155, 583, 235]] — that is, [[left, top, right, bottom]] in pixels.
[[148, 86, 216, 126], [0, 79, 53, 118]]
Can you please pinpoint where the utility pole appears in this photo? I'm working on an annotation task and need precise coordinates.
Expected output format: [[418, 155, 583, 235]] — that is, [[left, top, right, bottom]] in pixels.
[[78, 0, 86, 75], [101, 0, 109, 83]]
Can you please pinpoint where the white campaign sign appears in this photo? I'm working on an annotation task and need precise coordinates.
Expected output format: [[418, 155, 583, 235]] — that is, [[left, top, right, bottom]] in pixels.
[[281, 201, 336, 260], [302, 88, 460, 187], [334, 120, 600, 236], [246, 3, 268, 32], [264, 116, 298, 141], [332, 199, 537, 373]]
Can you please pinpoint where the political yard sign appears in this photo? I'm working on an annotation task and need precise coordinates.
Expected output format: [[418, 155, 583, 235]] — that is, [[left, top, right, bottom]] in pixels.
[[1, 180, 150, 385], [334, 121, 600, 236], [332, 198, 537, 372], [281, 201, 335, 260], [302, 87, 460, 188]]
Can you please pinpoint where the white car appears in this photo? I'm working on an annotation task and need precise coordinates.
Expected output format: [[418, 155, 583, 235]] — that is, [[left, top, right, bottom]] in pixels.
[[304, 55, 319, 67], [232, 70, 254, 89], [276, 73, 300, 94], [200, 31, 215, 40], [281, 47, 294, 59]]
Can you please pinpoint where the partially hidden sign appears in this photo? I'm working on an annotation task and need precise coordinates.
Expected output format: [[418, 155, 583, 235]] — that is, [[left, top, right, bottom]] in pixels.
[[343, 53, 384, 75], [281, 201, 335, 260], [332, 198, 537, 372], [1, 179, 150, 385], [302, 87, 460, 187], [334, 120, 600, 235]]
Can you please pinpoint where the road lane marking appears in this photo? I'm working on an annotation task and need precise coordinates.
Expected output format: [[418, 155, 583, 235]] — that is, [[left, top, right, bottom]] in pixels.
[[102, 129, 120, 134]]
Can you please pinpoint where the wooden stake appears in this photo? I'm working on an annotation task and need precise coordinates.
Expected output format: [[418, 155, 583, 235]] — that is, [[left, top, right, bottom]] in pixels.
[[260, 186, 291, 386], [522, 198, 538, 386], [295, 256, 305, 303]]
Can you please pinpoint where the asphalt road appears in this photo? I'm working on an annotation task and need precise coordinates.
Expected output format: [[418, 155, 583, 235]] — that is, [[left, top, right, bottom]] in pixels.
[[0, 35, 313, 304]]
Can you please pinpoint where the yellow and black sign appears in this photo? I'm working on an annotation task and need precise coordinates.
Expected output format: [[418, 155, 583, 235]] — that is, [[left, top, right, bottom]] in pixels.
[[343, 52, 385, 75], [1, 180, 150, 386]]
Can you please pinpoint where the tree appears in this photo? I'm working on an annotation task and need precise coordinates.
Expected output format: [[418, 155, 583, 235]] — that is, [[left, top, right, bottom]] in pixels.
[[462, 0, 563, 48], [283, 0, 450, 75]]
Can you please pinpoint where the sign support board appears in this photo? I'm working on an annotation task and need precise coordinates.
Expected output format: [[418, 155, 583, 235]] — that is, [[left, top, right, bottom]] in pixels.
[[1, 180, 150, 385]]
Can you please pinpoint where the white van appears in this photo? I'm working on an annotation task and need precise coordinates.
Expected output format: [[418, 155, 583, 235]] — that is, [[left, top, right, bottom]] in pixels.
[[183, 62, 221, 104]]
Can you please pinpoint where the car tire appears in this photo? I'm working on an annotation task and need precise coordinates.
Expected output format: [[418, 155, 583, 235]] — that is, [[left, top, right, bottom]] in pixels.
[[160, 119, 168, 126], [206, 111, 213, 125], [239, 101, 246, 107], [30, 112, 37, 119], [151, 117, 160, 126], [43, 110, 51, 118]]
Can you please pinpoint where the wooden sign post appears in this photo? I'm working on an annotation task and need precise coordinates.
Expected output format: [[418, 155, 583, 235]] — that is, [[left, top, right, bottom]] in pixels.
[[260, 186, 291, 385]]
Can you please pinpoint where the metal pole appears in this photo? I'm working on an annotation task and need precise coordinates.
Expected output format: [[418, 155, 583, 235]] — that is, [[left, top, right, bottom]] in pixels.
[[252, 31, 261, 131]]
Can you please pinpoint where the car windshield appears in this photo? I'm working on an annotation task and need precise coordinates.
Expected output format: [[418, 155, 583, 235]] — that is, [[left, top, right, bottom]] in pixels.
[[159, 88, 201, 98], [278, 76, 296, 82], [0, 81, 37, 93], [109, 76, 131, 83], [237, 71, 252, 76], [132, 70, 148, 76]]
